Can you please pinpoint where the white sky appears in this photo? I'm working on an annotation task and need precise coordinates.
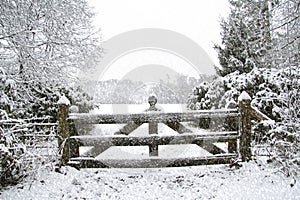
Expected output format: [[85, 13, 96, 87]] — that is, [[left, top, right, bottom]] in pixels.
[[88, 0, 230, 78]]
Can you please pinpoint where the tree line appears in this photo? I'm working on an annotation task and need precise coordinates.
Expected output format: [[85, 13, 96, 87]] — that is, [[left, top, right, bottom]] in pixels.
[[82, 74, 213, 104]]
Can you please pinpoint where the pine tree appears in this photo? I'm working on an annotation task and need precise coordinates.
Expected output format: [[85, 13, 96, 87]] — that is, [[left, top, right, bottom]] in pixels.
[[214, 0, 274, 76]]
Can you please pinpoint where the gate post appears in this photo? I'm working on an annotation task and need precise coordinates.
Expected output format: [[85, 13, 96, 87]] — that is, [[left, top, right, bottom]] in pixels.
[[146, 95, 159, 156], [238, 91, 252, 161], [57, 95, 70, 165]]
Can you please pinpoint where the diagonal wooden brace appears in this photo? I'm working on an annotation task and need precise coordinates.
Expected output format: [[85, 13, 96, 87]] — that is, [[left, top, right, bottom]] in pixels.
[[114, 121, 143, 135], [193, 139, 226, 155], [164, 121, 192, 134]]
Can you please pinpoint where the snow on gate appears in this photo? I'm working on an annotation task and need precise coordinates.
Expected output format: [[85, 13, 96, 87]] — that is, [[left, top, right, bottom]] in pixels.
[[57, 91, 269, 168]]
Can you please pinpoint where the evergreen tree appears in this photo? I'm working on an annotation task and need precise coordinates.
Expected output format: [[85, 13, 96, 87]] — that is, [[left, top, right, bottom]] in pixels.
[[192, 0, 299, 177], [214, 0, 274, 76]]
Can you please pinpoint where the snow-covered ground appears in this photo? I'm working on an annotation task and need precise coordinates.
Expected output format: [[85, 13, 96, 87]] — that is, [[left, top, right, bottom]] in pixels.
[[1, 104, 299, 199], [1, 158, 299, 200]]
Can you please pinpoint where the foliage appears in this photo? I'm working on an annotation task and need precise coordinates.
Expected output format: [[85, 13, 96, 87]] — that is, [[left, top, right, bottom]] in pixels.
[[188, 66, 300, 177], [0, 126, 25, 186], [214, 0, 274, 76], [1, 68, 94, 120], [209, 0, 299, 177], [0, 69, 95, 186], [0, 0, 100, 186]]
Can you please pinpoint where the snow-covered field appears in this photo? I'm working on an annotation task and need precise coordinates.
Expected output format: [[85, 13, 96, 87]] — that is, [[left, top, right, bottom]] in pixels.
[[91, 104, 188, 114], [1, 158, 299, 200]]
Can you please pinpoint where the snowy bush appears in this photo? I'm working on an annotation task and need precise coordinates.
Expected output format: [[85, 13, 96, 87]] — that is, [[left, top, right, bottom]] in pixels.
[[0, 0, 101, 187], [187, 67, 300, 177], [188, 67, 293, 118], [0, 70, 95, 186], [0, 87, 95, 186], [0, 130, 26, 186], [0, 118, 61, 187], [1, 70, 94, 120]]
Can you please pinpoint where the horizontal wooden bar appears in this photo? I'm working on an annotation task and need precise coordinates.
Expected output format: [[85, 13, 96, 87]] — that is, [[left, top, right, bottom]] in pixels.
[[70, 131, 239, 147], [69, 109, 239, 124], [69, 154, 237, 168]]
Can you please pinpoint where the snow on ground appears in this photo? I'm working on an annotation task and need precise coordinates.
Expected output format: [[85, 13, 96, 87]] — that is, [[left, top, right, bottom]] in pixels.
[[1, 158, 299, 200], [1, 104, 299, 199]]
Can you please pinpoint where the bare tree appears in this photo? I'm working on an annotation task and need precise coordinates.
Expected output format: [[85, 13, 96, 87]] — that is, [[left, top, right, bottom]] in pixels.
[[0, 0, 101, 118], [0, 0, 101, 186], [0, 0, 100, 81]]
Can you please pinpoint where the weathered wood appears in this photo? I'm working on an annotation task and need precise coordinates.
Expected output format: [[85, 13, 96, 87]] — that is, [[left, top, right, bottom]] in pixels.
[[149, 144, 159, 156], [228, 139, 238, 153], [149, 122, 158, 134], [88, 142, 114, 157], [70, 131, 238, 156], [62, 94, 271, 168], [114, 122, 142, 135], [68, 119, 80, 158], [69, 154, 237, 168], [249, 107, 270, 121], [71, 131, 239, 147], [57, 104, 70, 165], [69, 109, 239, 124], [239, 99, 252, 161], [164, 121, 192, 133], [193, 140, 226, 154], [149, 122, 158, 156], [224, 115, 238, 153]]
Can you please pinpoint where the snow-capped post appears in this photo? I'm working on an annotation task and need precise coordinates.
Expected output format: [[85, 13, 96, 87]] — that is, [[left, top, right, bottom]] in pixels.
[[238, 91, 252, 161], [57, 95, 71, 165]]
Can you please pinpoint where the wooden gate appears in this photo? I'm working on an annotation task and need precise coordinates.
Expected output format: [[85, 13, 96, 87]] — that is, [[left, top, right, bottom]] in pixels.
[[57, 91, 269, 168]]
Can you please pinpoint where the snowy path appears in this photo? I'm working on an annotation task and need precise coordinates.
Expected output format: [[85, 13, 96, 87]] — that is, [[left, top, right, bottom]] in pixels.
[[1, 159, 299, 200]]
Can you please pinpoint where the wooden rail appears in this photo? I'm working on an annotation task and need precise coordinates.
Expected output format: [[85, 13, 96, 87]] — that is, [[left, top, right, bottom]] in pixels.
[[57, 91, 269, 168], [69, 109, 239, 123], [69, 154, 237, 168]]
